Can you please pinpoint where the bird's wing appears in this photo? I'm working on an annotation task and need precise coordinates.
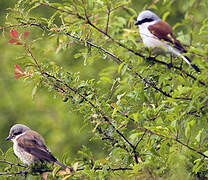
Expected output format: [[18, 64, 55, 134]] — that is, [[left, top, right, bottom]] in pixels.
[[148, 21, 186, 52], [17, 130, 56, 162]]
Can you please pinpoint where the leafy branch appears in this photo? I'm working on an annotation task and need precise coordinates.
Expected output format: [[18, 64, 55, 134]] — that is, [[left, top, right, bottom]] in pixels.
[[3, 21, 200, 101], [38, 2, 206, 98], [0, 160, 132, 177]]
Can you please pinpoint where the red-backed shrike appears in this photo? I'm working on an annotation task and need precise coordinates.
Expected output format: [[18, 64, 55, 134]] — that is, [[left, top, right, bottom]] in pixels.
[[6, 124, 67, 169], [135, 10, 200, 72]]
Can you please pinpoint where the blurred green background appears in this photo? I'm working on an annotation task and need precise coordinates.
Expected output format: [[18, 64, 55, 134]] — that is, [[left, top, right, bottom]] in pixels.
[[0, 0, 207, 164]]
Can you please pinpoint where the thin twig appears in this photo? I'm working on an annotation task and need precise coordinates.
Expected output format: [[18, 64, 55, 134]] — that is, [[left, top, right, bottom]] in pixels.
[[105, 6, 111, 33], [0, 160, 26, 168], [134, 130, 147, 150], [0, 171, 28, 176]]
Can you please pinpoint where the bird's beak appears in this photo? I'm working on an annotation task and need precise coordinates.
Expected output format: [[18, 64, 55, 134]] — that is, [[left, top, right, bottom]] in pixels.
[[6, 136, 12, 141], [135, 20, 141, 26]]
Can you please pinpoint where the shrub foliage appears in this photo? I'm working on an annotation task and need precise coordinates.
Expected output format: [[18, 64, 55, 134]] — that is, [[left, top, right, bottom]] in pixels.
[[1, 0, 208, 179]]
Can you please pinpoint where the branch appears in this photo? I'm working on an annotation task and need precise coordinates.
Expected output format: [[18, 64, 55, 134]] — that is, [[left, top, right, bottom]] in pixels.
[[0, 171, 28, 176], [0, 160, 26, 168], [105, 5, 111, 33], [97, 126, 129, 152], [134, 130, 147, 150]]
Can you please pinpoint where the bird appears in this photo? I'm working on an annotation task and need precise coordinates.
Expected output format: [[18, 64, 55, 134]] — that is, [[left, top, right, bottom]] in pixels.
[[135, 10, 200, 73], [6, 124, 68, 169]]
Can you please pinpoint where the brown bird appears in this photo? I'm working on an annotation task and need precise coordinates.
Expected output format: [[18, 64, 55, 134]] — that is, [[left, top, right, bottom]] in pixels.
[[6, 124, 68, 169]]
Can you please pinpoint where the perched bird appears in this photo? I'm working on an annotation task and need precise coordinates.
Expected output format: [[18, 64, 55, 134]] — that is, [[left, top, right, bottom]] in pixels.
[[6, 124, 68, 169], [135, 10, 200, 72]]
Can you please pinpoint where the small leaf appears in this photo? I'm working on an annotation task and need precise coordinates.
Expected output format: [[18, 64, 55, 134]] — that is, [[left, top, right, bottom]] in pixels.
[[62, 174, 72, 180], [52, 166, 60, 177], [118, 62, 125, 74], [24, 31, 30, 40], [203, 151, 208, 156], [10, 29, 19, 38]]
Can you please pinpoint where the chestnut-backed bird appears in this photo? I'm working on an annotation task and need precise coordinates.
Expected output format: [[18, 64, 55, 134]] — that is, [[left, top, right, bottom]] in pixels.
[[6, 124, 68, 169], [135, 10, 200, 72]]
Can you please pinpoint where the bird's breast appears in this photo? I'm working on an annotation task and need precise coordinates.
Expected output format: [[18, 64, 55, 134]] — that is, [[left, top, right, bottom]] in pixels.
[[13, 141, 36, 165], [139, 23, 166, 48]]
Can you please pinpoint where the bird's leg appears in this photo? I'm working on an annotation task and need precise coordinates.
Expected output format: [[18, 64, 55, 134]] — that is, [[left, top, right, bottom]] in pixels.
[[147, 48, 154, 61], [147, 48, 152, 59], [168, 55, 173, 68], [148, 48, 152, 58]]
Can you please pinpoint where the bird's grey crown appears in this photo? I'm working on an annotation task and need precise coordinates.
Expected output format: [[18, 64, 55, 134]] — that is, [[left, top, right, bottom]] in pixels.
[[137, 10, 160, 22], [9, 124, 30, 137]]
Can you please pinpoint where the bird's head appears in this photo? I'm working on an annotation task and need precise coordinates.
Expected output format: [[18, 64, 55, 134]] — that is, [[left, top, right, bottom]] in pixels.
[[6, 124, 30, 141], [135, 10, 160, 26]]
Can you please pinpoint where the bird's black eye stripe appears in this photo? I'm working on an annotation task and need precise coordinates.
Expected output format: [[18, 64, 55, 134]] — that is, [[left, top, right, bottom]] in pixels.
[[135, 18, 154, 25], [13, 132, 22, 136]]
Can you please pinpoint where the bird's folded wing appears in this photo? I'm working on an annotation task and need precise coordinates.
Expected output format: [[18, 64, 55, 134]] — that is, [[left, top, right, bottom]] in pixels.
[[148, 21, 186, 52], [17, 131, 56, 162]]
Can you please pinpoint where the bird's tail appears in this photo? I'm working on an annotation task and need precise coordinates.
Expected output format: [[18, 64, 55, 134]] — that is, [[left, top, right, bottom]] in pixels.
[[166, 45, 200, 73], [182, 56, 201, 73], [55, 160, 69, 170]]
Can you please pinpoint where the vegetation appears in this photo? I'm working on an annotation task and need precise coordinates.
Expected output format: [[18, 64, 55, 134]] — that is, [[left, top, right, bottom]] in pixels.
[[0, 0, 208, 179]]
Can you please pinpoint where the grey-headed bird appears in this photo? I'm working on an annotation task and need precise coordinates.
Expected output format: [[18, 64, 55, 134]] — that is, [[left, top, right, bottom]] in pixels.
[[6, 124, 68, 169]]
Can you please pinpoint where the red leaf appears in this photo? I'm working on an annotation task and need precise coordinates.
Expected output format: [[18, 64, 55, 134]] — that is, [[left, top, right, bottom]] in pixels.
[[15, 64, 25, 79], [24, 31, 30, 40], [9, 39, 19, 44], [10, 29, 19, 38]]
